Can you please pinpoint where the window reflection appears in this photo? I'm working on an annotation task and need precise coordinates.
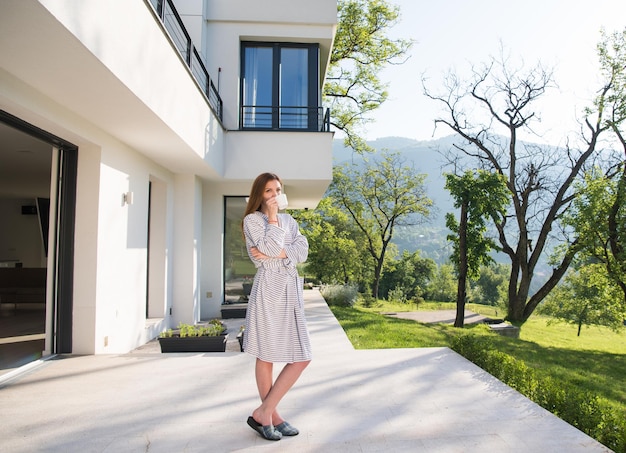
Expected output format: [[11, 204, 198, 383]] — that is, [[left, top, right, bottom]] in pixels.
[[280, 47, 308, 129], [224, 196, 254, 304], [241, 42, 319, 130]]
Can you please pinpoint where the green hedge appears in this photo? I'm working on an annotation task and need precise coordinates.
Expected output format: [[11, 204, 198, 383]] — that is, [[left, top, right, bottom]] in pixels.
[[450, 332, 626, 452]]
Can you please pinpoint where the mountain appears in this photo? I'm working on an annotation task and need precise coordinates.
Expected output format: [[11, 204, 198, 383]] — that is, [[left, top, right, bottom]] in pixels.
[[333, 135, 458, 218], [332, 135, 554, 292], [332, 136, 461, 264]]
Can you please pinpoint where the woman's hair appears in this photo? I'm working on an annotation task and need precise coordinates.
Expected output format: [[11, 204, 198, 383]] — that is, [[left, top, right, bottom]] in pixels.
[[243, 172, 282, 218]]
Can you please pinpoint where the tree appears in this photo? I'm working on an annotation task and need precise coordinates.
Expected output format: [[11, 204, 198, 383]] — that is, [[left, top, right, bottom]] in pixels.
[[292, 197, 367, 284], [423, 47, 616, 324], [540, 264, 625, 336], [445, 170, 509, 327], [565, 29, 626, 306], [472, 263, 509, 308], [379, 250, 436, 300], [425, 264, 457, 302], [329, 151, 432, 298], [325, 0, 412, 152], [564, 170, 626, 306]]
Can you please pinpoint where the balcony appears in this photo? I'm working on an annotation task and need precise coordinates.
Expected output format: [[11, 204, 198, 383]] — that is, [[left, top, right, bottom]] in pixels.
[[149, 0, 223, 122], [240, 106, 331, 132]]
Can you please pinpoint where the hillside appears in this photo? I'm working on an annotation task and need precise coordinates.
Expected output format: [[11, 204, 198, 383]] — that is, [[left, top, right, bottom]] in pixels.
[[332, 136, 458, 263], [331, 136, 555, 290]]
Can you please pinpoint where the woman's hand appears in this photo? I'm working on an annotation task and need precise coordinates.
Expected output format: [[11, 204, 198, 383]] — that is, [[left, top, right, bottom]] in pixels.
[[266, 197, 279, 221], [250, 247, 287, 260], [250, 247, 266, 260]]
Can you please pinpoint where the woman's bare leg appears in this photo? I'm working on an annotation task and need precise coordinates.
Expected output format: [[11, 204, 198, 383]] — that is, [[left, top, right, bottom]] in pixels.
[[252, 359, 310, 426]]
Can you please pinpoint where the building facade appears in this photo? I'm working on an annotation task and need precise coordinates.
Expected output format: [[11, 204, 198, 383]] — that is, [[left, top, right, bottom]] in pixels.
[[0, 0, 336, 355]]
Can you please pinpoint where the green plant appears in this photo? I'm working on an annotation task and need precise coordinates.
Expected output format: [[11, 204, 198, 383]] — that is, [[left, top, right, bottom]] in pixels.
[[160, 321, 226, 338], [387, 286, 407, 303], [320, 284, 358, 307], [450, 331, 626, 452]]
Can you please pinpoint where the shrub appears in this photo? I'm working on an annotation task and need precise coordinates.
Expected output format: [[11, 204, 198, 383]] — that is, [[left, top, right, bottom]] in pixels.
[[387, 287, 407, 303], [320, 284, 358, 307], [450, 331, 626, 452], [359, 293, 378, 308], [410, 295, 425, 307]]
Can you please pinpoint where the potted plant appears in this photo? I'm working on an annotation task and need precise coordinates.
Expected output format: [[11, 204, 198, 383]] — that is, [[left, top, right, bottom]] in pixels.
[[158, 319, 228, 352]]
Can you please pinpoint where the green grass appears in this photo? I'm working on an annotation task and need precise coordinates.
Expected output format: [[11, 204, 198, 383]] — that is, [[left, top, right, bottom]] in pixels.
[[330, 301, 626, 411], [488, 316, 626, 408]]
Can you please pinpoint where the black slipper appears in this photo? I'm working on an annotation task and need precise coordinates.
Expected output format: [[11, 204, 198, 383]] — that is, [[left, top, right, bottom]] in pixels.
[[246, 416, 282, 441], [275, 421, 299, 436]]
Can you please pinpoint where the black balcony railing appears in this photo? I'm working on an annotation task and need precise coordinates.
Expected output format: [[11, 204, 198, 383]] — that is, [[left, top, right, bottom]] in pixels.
[[241, 105, 331, 132], [149, 0, 223, 121]]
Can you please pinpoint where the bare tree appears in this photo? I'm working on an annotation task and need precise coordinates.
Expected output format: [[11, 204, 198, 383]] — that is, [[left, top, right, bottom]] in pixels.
[[423, 51, 613, 323]]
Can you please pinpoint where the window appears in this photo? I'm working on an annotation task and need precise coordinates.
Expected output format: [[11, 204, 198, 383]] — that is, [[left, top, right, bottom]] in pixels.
[[223, 196, 252, 304], [241, 42, 319, 130]]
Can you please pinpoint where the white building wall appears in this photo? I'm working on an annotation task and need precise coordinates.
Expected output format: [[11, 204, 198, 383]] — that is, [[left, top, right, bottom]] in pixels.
[[175, 0, 204, 48], [204, 20, 336, 132], [92, 144, 160, 354], [0, 65, 179, 355], [171, 174, 203, 327], [0, 0, 336, 355]]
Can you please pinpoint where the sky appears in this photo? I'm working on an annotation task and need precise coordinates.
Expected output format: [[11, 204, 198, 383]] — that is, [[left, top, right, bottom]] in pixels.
[[361, 0, 626, 145]]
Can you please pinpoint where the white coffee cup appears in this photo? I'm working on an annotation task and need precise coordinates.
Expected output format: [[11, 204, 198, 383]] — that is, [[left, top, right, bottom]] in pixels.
[[275, 193, 288, 210]]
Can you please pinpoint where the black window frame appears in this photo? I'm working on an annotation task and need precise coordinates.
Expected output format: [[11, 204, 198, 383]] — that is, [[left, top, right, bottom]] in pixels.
[[240, 41, 320, 131]]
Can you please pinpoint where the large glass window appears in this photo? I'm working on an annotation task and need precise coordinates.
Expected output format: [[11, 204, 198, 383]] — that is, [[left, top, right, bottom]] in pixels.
[[223, 196, 254, 304], [279, 47, 308, 129], [242, 46, 273, 128], [241, 42, 319, 130]]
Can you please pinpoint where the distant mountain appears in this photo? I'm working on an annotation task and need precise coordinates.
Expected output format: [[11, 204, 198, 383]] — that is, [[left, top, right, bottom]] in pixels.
[[332, 135, 553, 293], [332, 136, 460, 263], [333, 135, 458, 216]]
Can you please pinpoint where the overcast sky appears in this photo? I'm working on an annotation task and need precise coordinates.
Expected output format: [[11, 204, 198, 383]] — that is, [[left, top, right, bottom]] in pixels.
[[360, 0, 626, 146]]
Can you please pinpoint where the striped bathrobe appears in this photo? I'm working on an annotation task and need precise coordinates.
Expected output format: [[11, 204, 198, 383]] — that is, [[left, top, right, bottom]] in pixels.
[[242, 211, 312, 363]]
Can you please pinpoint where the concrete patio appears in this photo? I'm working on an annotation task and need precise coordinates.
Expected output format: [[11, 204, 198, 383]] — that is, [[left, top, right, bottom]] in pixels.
[[0, 290, 610, 452]]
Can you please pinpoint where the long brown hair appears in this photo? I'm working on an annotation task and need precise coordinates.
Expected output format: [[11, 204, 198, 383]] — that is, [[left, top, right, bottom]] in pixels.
[[241, 173, 283, 234]]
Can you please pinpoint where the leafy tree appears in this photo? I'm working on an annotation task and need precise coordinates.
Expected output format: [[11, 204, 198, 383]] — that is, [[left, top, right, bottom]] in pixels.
[[472, 263, 509, 308], [329, 151, 432, 298], [423, 45, 619, 324], [325, 0, 412, 152], [540, 264, 625, 336], [564, 170, 626, 306], [292, 197, 366, 284], [445, 170, 509, 327], [565, 29, 626, 306], [425, 263, 457, 302], [379, 250, 436, 300]]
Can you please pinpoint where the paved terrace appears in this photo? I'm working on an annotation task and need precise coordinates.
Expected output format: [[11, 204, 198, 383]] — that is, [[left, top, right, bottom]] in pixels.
[[0, 290, 609, 452]]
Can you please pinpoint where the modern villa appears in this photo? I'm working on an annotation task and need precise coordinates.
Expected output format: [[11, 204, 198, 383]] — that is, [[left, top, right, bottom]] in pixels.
[[0, 0, 337, 361]]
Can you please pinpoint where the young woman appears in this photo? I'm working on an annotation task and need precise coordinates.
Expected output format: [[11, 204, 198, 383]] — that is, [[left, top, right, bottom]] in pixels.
[[241, 172, 312, 441]]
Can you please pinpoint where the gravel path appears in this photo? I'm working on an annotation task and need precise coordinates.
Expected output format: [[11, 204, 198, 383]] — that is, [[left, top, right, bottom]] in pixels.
[[383, 309, 492, 325]]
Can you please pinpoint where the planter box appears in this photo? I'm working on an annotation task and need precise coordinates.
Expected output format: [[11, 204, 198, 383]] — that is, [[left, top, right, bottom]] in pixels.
[[221, 302, 247, 319], [158, 334, 228, 353]]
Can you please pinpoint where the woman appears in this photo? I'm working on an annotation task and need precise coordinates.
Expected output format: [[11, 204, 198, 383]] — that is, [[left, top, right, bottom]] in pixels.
[[242, 172, 312, 441]]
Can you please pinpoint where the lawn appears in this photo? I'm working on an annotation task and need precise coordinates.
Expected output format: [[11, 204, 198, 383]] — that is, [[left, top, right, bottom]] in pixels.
[[329, 301, 626, 411]]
